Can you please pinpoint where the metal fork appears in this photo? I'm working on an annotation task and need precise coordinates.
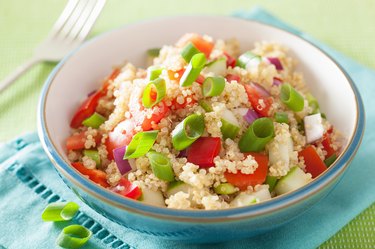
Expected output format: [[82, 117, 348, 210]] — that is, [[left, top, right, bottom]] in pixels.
[[0, 0, 106, 93]]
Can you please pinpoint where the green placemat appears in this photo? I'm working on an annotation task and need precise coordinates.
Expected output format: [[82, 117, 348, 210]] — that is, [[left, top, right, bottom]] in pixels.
[[0, 0, 374, 248]]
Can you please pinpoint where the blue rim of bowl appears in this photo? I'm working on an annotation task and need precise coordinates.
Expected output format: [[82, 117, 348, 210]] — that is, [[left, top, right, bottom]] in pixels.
[[37, 15, 365, 222]]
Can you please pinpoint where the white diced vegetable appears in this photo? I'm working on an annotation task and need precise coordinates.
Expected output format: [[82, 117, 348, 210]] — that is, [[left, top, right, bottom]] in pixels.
[[304, 113, 324, 143], [230, 192, 258, 208]]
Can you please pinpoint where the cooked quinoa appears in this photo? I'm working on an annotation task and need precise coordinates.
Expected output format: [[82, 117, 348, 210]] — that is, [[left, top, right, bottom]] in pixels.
[[66, 33, 343, 210]]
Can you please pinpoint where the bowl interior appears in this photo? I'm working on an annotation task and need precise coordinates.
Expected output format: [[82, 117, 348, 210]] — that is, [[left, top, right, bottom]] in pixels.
[[41, 15, 358, 208]]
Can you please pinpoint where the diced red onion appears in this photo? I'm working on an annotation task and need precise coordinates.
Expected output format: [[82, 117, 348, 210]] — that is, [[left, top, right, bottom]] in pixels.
[[178, 149, 187, 158], [267, 57, 283, 70], [252, 83, 270, 97], [273, 77, 283, 86], [244, 109, 259, 124], [113, 146, 132, 175]]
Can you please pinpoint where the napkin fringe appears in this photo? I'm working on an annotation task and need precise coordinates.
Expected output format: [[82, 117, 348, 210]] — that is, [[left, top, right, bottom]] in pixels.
[[6, 159, 133, 249]]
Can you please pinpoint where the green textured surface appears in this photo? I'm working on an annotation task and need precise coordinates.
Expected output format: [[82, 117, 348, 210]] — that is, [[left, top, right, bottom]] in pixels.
[[0, 0, 373, 248]]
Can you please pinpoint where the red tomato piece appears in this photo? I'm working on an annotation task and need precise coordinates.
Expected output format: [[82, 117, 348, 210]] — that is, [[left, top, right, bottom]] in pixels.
[[187, 137, 221, 168], [189, 34, 214, 58], [196, 74, 205, 84], [112, 178, 142, 200], [223, 52, 236, 68], [321, 133, 336, 158], [168, 69, 185, 81], [71, 162, 109, 188], [299, 145, 327, 178], [66, 131, 101, 151], [105, 119, 136, 160], [225, 74, 241, 83], [141, 101, 170, 131], [243, 83, 273, 117], [224, 152, 269, 190]]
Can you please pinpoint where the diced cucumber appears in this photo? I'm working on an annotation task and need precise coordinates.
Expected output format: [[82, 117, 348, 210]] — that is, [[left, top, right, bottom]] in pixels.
[[268, 136, 293, 168], [83, 149, 101, 167], [274, 166, 312, 195], [230, 192, 258, 208], [237, 51, 261, 69], [166, 181, 191, 197], [139, 188, 165, 207], [221, 108, 240, 139], [252, 187, 272, 201], [204, 58, 227, 76]]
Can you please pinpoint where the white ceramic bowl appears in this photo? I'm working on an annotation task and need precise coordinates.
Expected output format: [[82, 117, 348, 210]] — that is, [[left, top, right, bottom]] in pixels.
[[38, 16, 365, 242]]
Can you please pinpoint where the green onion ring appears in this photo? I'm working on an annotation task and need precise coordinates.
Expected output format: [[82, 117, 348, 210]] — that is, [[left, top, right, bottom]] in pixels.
[[180, 53, 206, 87], [124, 130, 159, 159], [82, 112, 106, 129], [56, 225, 92, 249], [147, 66, 164, 81], [172, 114, 205, 150], [199, 100, 213, 112], [202, 76, 225, 97], [41, 202, 79, 222], [146, 48, 161, 57], [306, 93, 320, 114], [221, 119, 240, 140], [83, 149, 101, 166], [142, 78, 166, 108], [181, 42, 200, 62], [239, 117, 275, 152], [214, 183, 237, 195], [147, 151, 175, 182], [237, 51, 261, 68], [280, 83, 305, 112]]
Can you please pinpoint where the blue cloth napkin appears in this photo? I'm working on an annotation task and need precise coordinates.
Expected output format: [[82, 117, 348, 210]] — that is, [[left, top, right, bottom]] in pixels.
[[1, 8, 374, 249]]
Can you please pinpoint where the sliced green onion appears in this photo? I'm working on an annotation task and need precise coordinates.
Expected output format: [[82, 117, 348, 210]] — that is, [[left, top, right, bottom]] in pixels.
[[306, 93, 320, 114], [82, 112, 105, 129], [172, 114, 205, 150], [321, 113, 327, 119], [41, 202, 79, 222], [83, 149, 100, 166], [142, 78, 166, 108], [56, 225, 92, 249], [239, 117, 274, 152], [202, 76, 225, 97], [274, 112, 289, 124], [147, 151, 175, 182], [199, 100, 213, 112], [124, 131, 158, 159], [237, 51, 261, 68], [147, 66, 164, 80], [324, 154, 337, 167], [221, 119, 240, 140], [265, 175, 278, 192], [280, 83, 305, 112], [214, 183, 237, 195], [146, 48, 161, 57], [180, 53, 206, 87], [181, 42, 200, 62]]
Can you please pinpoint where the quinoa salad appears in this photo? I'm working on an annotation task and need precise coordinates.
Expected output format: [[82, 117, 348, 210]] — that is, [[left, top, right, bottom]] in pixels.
[[66, 33, 343, 210]]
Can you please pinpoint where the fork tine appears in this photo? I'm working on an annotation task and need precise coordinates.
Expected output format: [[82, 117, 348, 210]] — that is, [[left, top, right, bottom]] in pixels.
[[48, 0, 79, 38], [65, 0, 99, 42], [56, 0, 91, 41], [76, 0, 106, 42]]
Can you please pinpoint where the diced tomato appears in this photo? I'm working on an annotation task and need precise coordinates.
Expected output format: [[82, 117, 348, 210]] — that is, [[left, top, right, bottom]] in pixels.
[[243, 83, 273, 117], [71, 162, 109, 188], [321, 133, 336, 158], [105, 119, 135, 160], [223, 52, 236, 68], [141, 101, 170, 131], [189, 34, 214, 58], [224, 152, 269, 190], [168, 69, 185, 81], [70, 68, 120, 129], [66, 131, 101, 151], [225, 74, 241, 83], [112, 178, 142, 200], [187, 137, 221, 168], [70, 91, 102, 128], [299, 145, 327, 178], [196, 74, 205, 84]]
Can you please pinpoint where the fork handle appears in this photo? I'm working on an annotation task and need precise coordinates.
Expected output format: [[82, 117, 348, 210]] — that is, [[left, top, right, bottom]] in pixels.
[[0, 57, 41, 93]]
